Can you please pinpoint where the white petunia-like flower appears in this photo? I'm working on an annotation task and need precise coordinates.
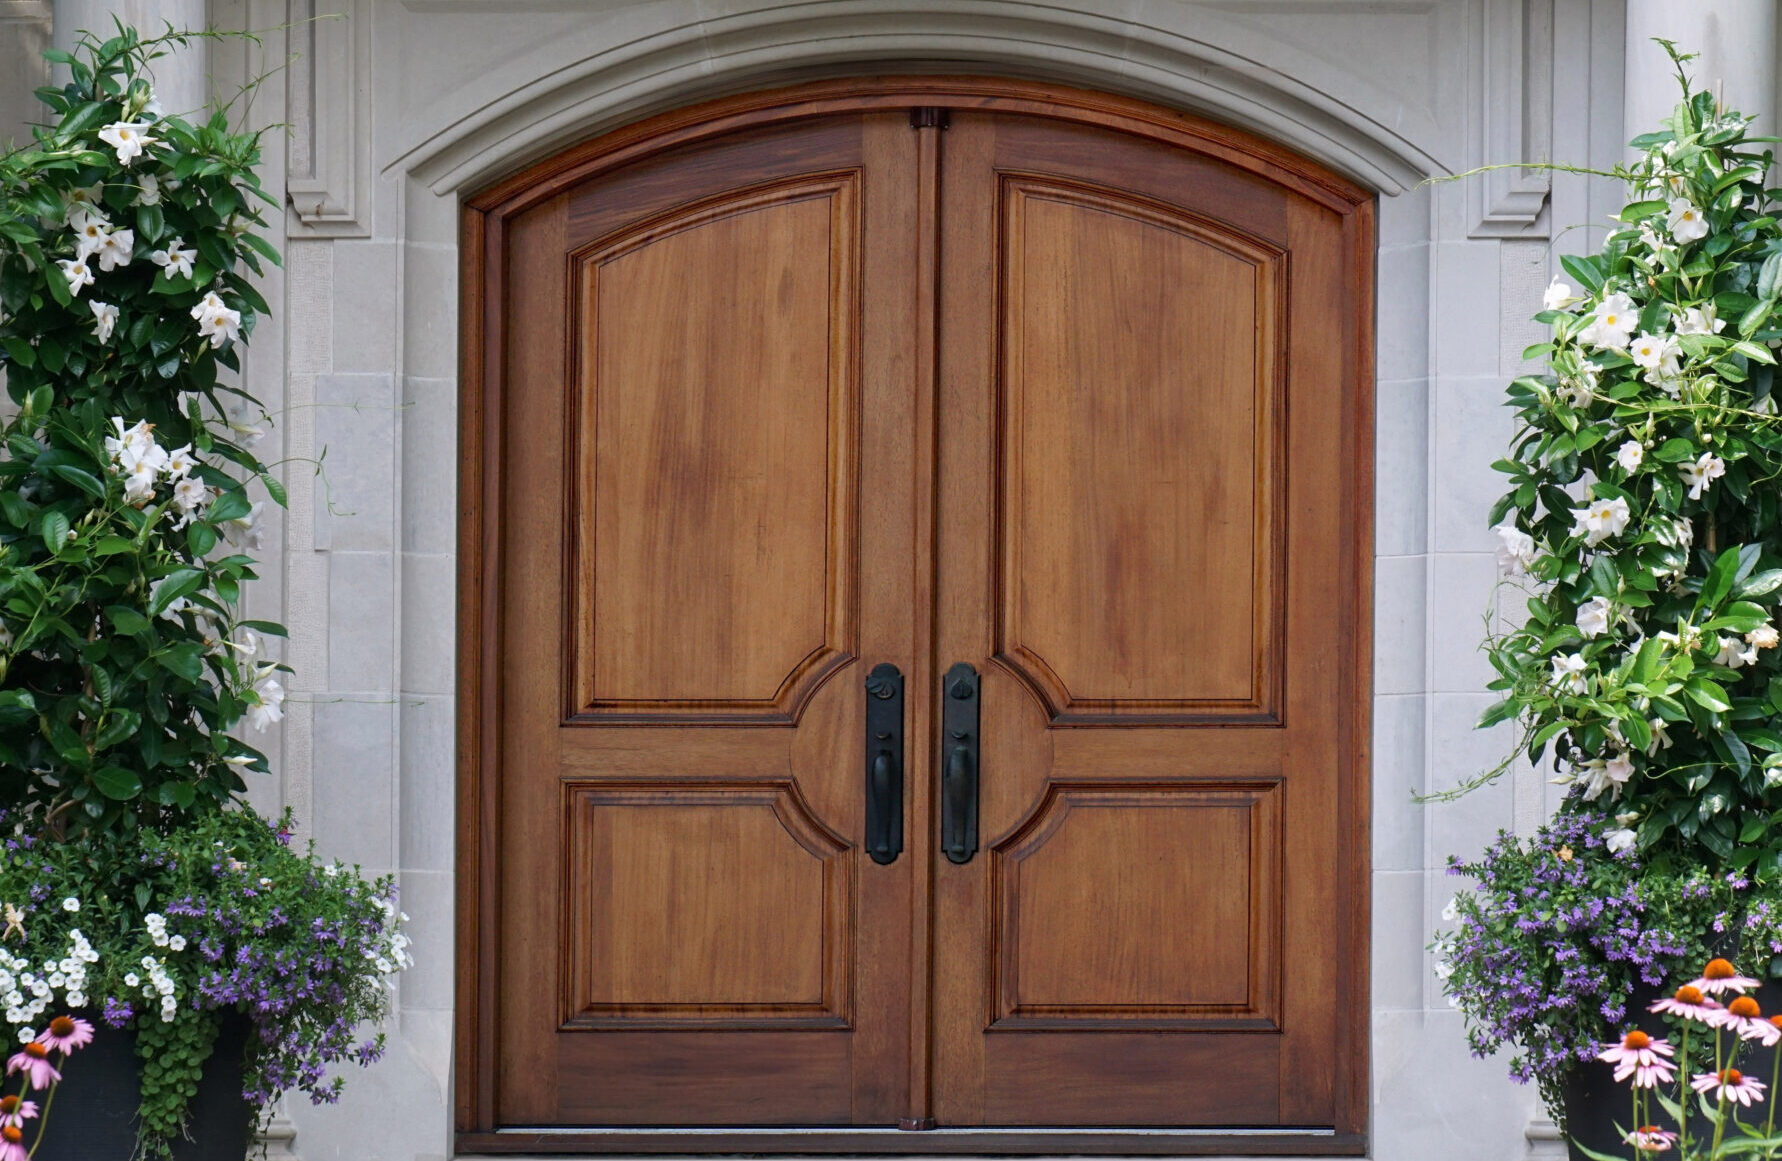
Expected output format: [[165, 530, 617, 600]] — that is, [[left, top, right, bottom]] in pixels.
[[1680, 452, 1726, 500], [1551, 653, 1588, 695], [1580, 292, 1639, 351], [1441, 895, 1459, 922], [1542, 278, 1575, 312], [1575, 596, 1613, 639], [189, 291, 241, 349], [96, 121, 158, 166], [60, 898, 77, 914], [246, 664, 286, 730], [133, 173, 161, 206], [89, 299, 118, 343], [57, 258, 93, 297], [1616, 440, 1644, 474], [1667, 197, 1709, 243], [93, 226, 133, 272], [1676, 303, 1726, 335], [1494, 519, 1537, 575], [1605, 827, 1637, 854], [149, 237, 193, 280], [1571, 495, 1631, 545]]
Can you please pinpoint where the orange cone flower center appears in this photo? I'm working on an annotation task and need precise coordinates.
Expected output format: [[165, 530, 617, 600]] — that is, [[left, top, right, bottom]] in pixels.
[[1730, 997, 1762, 1018], [1623, 1030, 1652, 1049], [22, 1042, 45, 1060], [1704, 958, 1737, 980], [48, 1016, 74, 1037], [0, 1095, 17, 1113], [1, 1126, 19, 1144], [1722, 1069, 1744, 1085], [1676, 985, 1706, 1004]]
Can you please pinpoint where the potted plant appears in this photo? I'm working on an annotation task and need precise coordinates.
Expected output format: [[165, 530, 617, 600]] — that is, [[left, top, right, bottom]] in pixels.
[[1433, 40, 1782, 1158], [0, 25, 410, 1158]]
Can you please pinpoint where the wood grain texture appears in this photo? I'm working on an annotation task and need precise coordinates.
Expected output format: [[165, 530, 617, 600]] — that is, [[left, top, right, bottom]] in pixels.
[[457, 81, 1374, 1148], [561, 781, 851, 1028], [995, 177, 1284, 723], [990, 781, 1281, 1029], [569, 175, 859, 723]]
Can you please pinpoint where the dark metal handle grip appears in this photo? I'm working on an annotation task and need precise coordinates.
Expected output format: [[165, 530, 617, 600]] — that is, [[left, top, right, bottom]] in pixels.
[[865, 663, 904, 865], [941, 663, 979, 865]]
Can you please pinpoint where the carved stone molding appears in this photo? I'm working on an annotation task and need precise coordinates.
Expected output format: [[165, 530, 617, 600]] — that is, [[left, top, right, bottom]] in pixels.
[[1469, 0, 1554, 238], [286, 0, 371, 236]]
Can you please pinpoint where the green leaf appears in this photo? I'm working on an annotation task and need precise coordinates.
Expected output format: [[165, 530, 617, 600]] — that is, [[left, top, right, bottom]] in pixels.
[[1654, 437, 1697, 463], [206, 487, 252, 524], [148, 568, 205, 617], [104, 606, 148, 635], [1687, 678, 1735, 713], [153, 641, 205, 682], [47, 463, 105, 500], [90, 765, 141, 801], [1703, 545, 1745, 611], [261, 472, 287, 507], [40, 510, 68, 556], [1561, 254, 1606, 295], [1739, 569, 1782, 599], [186, 521, 216, 557]]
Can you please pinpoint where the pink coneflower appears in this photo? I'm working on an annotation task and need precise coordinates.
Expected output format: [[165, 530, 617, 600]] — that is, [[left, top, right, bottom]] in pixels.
[[1625, 1125, 1678, 1153], [37, 1014, 93, 1053], [1715, 996, 1782, 1046], [1599, 1029, 1678, 1087], [1691, 958, 1761, 996], [4, 1041, 58, 1089], [1692, 1067, 1768, 1107], [0, 1122, 25, 1161], [1650, 983, 1722, 1023], [0, 1095, 34, 1130]]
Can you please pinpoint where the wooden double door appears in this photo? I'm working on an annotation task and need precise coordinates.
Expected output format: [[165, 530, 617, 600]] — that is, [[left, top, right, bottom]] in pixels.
[[459, 80, 1373, 1151]]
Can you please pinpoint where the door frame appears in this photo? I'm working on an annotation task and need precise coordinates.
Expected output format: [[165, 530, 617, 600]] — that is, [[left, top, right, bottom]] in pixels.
[[456, 76, 1376, 1155]]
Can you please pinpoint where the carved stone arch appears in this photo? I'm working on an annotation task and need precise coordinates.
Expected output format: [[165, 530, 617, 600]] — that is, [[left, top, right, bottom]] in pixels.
[[394, 3, 1444, 197]]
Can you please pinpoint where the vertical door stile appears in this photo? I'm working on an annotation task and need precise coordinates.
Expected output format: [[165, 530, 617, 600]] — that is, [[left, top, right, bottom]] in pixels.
[[901, 105, 946, 1133]]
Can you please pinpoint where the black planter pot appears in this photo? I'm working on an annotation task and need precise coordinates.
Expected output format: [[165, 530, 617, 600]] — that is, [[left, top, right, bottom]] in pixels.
[[1562, 978, 1782, 1161], [28, 1012, 253, 1160]]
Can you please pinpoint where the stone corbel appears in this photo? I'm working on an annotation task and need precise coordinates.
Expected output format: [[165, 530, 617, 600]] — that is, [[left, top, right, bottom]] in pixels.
[[285, 0, 371, 237], [1468, 0, 1554, 238]]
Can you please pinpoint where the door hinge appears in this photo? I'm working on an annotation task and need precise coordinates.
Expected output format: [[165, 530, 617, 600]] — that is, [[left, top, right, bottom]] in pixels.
[[909, 106, 949, 130]]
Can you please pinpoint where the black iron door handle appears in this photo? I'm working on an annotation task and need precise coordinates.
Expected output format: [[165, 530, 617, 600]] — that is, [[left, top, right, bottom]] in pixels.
[[941, 662, 979, 865], [864, 663, 904, 865]]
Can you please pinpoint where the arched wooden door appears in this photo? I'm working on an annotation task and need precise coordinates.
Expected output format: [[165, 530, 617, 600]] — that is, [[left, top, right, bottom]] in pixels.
[[458, 80, 1374, 1154]]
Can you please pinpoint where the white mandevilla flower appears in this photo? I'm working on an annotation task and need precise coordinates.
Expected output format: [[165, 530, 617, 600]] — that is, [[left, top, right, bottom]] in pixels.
[[1441, 895, 1459, 922], [1667, 197, 1709, 244], [133, 172, 161, 206], [1676, 303, 1726, 335], [1629, 331, 1679, 371], [1571, 495, 1631, 545], [1551, 653, 1588, 695], [246, 663, 285, 730], [1716, 635, 1759, 669], [190, 291, 241, 349], [150, 238, 193, 281], [1646, 717, 1673, 755], [1543, 278, 1575, 312], [223, 500, 263, 550], [1680, 452, 1726, 500], [164, 444, 195, 479], [1580, 751, 1635, 802], [1748, 624, 1780, 650], [63, 186, 104, 224], [1575, 596, 1613, 639], [1617, 440, 1644, 474], [71, 215, 108, 262], [60, 898, 77, 913], [88, 300, 117, 344], [1605, 827, 1638, 854], [170, 477, 207, 527], [93, 227, 133, 272], [1494, 519, 1537, 575], [96, 121, 158, 165], [57, 258, 93, 297], [1580, 292, 1639, 351]]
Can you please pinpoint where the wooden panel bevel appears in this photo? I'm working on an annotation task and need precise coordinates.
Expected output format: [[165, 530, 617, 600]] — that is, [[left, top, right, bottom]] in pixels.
[[564, 173, 863, 725], [991, 175, 1288, 726], [560, 779, 854, 1030], [988, 780, 1283, 1030]]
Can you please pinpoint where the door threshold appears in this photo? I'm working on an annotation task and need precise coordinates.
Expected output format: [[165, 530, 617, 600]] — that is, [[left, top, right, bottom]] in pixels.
[[456, 1127, 1366, 1156]]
